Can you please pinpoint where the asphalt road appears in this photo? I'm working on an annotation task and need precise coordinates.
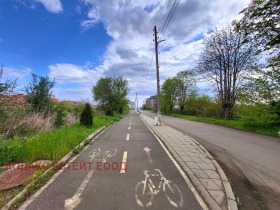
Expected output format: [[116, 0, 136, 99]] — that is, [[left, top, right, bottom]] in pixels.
[[142, 111, 280, 210], [21, 112, 204, 210]]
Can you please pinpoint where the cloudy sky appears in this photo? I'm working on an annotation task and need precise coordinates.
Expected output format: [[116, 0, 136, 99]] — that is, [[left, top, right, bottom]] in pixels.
[[0, 0, 250, 105]]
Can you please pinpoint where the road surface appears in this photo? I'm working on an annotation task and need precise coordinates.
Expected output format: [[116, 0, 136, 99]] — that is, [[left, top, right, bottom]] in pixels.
[[142, 111, 280, 210], [20, 112, 204, 210]]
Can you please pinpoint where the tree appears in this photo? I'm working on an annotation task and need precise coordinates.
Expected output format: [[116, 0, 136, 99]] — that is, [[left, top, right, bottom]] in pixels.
[[234, 0, 280, 67], [80, 103, 93, 126], [196, 27, 256, 120], [92, 75, 130, 115], [0, 64, 17, 99], [54, 106, 66, 128], [161, 78, 179, 114], [176, 71, 196, 113], [24, 74, 55, 112]]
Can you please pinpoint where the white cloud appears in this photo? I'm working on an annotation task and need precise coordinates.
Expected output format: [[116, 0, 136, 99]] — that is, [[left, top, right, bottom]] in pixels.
[[35, 0, 63, 13], [81, 7, 100, 30], [48, 63, 103, 84], [48, 0, 251, 103], [4, 67, 32, 78]]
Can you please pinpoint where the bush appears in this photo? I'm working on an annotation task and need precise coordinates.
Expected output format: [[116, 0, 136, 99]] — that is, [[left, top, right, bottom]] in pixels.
[[105, 107, 114, 116], [80, 103, 93, 126], [54, 106, 66, 128]]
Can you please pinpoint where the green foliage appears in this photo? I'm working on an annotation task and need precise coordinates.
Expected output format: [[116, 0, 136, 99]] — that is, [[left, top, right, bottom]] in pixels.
[[236, 101, 280, 127], [54, 106, 66, 128], [92, 75, 130, 115], [0, 64, 18, 97], [24, 74, 55, 112], [161, 78, 180, 114], [80, 103, 93, 126], [176, 70, 196, 113], [184, 94, 223, 118], [235, 0, 280, 54], [142, 104, 149, 110], [105, 106, 114, 116], [0, 115, 116, 166]]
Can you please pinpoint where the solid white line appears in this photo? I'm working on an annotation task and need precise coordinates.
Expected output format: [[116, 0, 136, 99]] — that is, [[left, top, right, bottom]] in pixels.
[[141, 118, 209, 210], [120, 151, 128, 174], [126, 133, 130, 141]]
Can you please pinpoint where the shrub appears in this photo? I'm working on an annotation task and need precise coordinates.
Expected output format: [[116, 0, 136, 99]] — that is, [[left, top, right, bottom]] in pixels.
[[105, 107, 114, 116], [80, 103, 93, 126], [54, 106, 66, 128]]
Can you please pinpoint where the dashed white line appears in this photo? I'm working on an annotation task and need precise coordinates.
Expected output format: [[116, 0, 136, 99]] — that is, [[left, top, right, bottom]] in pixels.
[[128, 126, 131, 130], [120, 151, 128, 174], [126, 133, 130, 141]]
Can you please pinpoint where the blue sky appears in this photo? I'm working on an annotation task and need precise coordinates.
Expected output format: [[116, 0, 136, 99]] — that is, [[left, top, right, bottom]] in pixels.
[[0, 0, 250, 105]]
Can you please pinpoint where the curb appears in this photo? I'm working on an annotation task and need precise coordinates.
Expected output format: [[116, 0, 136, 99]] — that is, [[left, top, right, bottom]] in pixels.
[[139, 113, 238, 210], [1, 124, 112, 210]]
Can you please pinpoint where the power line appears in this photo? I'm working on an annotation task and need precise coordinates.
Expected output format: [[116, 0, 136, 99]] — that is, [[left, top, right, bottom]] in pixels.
[[159, 0, 181, 39], [160, 0, 191, 50]]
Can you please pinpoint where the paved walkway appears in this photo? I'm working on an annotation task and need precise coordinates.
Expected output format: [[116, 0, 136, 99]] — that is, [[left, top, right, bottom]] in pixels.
[[140, 113, 237, 210]]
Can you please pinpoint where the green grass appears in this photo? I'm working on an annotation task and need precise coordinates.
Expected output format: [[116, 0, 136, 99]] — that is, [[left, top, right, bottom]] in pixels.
[[169, 113, 279, 137], [0, 114, 126, 167]]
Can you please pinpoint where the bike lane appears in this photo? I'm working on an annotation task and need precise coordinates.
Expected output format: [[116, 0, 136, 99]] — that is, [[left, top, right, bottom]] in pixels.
[[22, 111, 205, 210]]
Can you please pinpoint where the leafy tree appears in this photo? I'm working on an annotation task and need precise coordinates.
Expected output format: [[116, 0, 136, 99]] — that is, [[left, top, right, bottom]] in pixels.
[[54, 106, 66, 128], [161, 77, 179, 114], [92, 75, 130, 114], [24, 74, 55, 112], [184, 94, 223, 118], [0, 64, 17, 99], [234, 0, 279, 56], [176, 70, 196, 113], [196, 27, 257, 120], [80, 103, 93, 126]]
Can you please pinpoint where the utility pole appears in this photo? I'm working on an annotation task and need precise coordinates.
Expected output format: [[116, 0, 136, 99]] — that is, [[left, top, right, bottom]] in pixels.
[[153, 26, 162, 126], [136, 92, 138, 110]]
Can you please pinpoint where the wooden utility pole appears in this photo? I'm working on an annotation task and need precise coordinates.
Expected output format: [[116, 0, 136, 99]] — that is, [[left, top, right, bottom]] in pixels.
[[153, 26, 161, 125], [136, 92, 138, 110]]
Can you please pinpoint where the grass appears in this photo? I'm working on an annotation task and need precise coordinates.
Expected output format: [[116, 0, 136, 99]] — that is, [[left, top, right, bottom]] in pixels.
[[0, 114, 126, 167], [0, 113, 127, 209], [144, 109, 279, 137], [169, 113, 279, 137]]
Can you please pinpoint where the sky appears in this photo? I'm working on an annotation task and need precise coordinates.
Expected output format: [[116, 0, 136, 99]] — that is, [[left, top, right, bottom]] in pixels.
[[0, 0, 251, 105]]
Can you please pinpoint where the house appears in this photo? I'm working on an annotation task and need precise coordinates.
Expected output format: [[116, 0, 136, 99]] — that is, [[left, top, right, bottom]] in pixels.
[[146, 95, 157, 109]]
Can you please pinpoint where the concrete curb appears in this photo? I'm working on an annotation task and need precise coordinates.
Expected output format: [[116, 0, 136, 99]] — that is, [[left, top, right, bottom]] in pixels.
[[1, 124, 112, 210], [139, 113, 238, 210]]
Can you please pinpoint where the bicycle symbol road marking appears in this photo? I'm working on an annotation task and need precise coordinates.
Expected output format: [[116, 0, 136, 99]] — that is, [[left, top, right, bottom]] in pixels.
[[88, 148, 117, 162], [135, 169, 184, 208]]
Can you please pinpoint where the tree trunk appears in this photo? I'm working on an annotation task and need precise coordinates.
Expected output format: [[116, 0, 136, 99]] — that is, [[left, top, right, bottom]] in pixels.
[[180, 105, 184, 114], [224, 106, 231, 120]]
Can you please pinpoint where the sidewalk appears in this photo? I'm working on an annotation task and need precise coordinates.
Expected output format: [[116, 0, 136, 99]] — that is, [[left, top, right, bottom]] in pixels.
[[140, 113, 237, 210]]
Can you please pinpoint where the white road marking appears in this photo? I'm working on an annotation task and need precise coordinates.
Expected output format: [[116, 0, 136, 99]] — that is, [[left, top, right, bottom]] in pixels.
[[126, 133, 130, 141], [143, 147, 153, 164], [18, 126, 111, 210], [64, 170, 94, 210], [141, 119, 209, 210], [120, 151, 128, 174], [128, 126, 131, 130]]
